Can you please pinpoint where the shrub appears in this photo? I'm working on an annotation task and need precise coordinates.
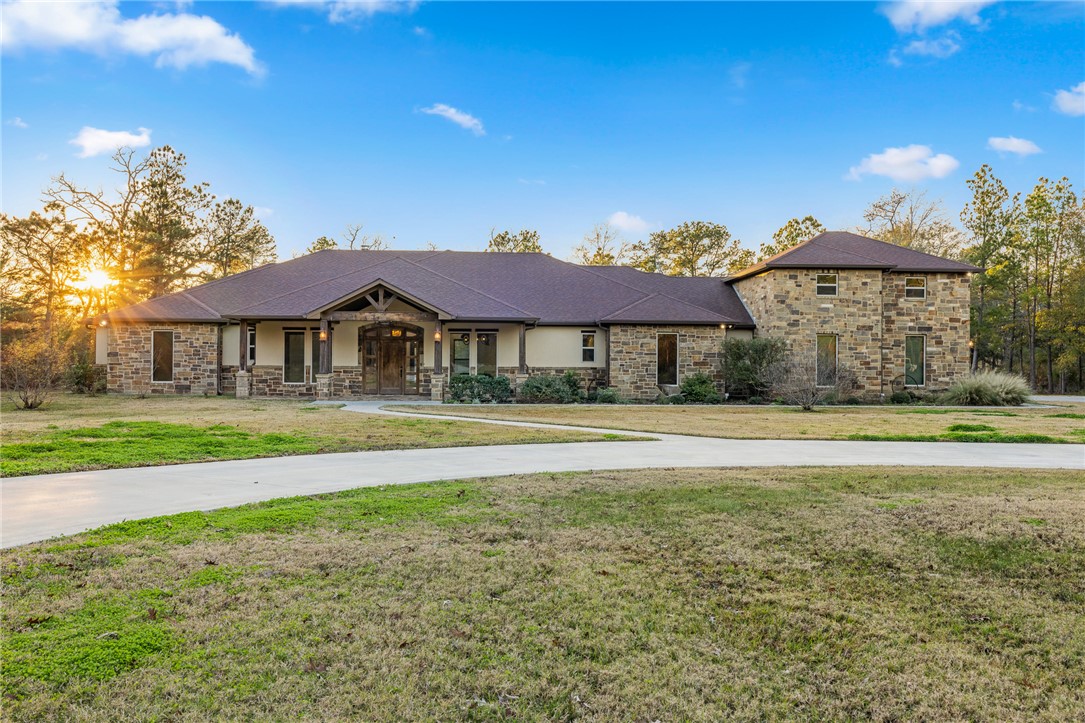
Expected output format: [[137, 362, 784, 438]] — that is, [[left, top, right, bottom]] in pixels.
[[594, 387, 622, 404], [518, 373, 582, 403], [889, 391, 912, 404], [447, 374, 512, 403], [769, 360, 858, 411], [680, 372, 721, 404], [64, 350, 106, 395], [720, 337, 789, 399], [2, 332, 64, 410], [657, 393, 686, 405], [939, 371, 1031, 406]]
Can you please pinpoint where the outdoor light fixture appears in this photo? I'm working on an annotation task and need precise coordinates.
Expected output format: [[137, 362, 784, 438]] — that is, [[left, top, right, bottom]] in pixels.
[[434, 330, 442, 342], [98, 319, 108, 327], [319, 329, 328, 341], [460, 333, 470, 343], [968, 339, 975, 349], [478, 334, 489, 344], [391, 328, 403, 337]]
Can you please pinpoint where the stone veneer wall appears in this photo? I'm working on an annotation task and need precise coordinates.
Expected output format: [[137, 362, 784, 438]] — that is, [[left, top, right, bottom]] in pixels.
[[881, 272, 971, 390], [608, 324, 725, 401], [107, 322, 220, 395], [732, 269, 971, 395]]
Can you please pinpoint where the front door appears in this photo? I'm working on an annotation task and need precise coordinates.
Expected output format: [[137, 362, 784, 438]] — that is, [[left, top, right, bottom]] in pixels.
[[379, 337, 405, 394], [361, 325, 421, 395]]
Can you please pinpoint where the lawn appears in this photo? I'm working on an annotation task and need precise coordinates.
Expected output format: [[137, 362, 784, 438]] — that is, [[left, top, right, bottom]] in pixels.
[[2, 467, 1083, 720], [0, 395, 621, 476], [397, 401, 1085, 444]]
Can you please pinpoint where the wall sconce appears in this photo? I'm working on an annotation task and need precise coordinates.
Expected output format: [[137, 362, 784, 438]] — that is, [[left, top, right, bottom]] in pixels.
[[391, 328, 403, 337], [968, 339, 975, 349], [459, 333, 470, 344], [98, 319, 108, 327], [478, 334, 489, 344], [319, 329, 328, 341], [434, 330, 442, 342]]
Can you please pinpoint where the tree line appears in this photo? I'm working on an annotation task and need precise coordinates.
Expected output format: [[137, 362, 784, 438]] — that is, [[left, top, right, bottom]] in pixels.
[[2, 144, 1082, 394]]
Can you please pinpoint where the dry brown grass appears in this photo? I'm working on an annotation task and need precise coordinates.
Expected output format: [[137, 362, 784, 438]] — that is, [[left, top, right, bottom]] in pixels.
[[397, 400, 1085, 442], [3, 467, 1083, 720], [0, 394, 614, 475]]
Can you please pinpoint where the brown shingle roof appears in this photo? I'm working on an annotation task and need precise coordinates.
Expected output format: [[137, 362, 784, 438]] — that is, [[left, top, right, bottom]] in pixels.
[[102, 250, 756, 327], [726, 231, 980, 282]]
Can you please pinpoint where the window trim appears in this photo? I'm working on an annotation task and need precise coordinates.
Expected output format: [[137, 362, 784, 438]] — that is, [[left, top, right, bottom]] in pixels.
[[656, 332, 679, 386], [815, 273, 838, 297], [815, 333, 838, 388], [283, 329, 307, 384], [475, 328, 498, 377], [581, 331, 596, 363], [449, 328, 472, 376], [904, 276, 927, 300], [905, 334, 926, 388], [151, 329, 175, 383], [247, 326, 256, 366]]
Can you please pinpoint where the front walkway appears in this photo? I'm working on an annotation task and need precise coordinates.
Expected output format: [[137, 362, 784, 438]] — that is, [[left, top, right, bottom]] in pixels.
[[2, 403, 1081, 548]]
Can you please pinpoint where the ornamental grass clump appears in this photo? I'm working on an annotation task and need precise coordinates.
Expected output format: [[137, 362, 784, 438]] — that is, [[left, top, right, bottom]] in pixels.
[[939, 371, 1031, 406]]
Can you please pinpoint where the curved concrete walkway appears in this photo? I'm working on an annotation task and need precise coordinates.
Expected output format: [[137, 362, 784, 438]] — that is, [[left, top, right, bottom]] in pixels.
[[2, 402, 1081, 548]]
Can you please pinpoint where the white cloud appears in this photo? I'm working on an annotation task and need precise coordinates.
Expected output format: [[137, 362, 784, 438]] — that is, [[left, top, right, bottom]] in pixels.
[[607, 211, 649, 234], [7, 116, 28, 128], [846, 144, 960, 182], [267, 1, 416, 24], [987, 136, 1042, 156], [881, 1, 997, 33], [729, 62, 751, 89], [1012, 99, 1036, 113], [902, 34, 960, 58], [419, 103, 485, 136], [0, 0, 262, 75], [1052, 81, 1085, 116], [69, 126, 152, 157]]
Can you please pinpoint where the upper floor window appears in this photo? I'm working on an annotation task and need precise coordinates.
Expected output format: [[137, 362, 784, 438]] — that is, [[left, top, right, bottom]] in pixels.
[[582, 332, 596, 363], [151, 330, 174, 382], [816, 273, 838, 297], [905, 277, 926, 299]]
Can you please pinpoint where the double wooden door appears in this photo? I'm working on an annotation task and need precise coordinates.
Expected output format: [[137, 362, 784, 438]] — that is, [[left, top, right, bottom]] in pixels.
[[361, 325, 420, 395]]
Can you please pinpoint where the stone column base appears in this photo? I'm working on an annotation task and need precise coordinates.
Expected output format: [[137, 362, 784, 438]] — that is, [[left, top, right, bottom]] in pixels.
[[235, 370, 252, 398], [430, 374, 445, 401], [315, 373, 333, 399]]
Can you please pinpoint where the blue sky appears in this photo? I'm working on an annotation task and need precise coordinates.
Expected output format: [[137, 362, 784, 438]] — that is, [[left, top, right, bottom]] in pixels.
[[3, 1, 1083, 259]]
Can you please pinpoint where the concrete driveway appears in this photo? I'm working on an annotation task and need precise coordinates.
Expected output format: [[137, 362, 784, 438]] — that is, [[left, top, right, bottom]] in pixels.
[[2, 403, 1082, 548]]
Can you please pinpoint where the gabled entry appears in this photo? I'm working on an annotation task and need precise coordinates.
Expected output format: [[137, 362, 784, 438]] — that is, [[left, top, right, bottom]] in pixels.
[[360, 324, 421, 394]]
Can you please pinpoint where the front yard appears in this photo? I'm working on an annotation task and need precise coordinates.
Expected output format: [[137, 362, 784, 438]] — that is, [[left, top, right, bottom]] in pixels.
[[2, 467, 1083, 720], [399, 400, 1085, 443], [0, 395, 619, 477]]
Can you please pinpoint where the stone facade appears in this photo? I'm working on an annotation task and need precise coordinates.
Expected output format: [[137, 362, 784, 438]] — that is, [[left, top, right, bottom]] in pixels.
[[731, 269, 970, 396], [608, 324, 725, 401], [107, 322, 220, 395]]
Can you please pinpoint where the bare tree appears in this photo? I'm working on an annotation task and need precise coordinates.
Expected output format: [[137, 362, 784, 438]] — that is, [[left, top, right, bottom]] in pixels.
[[571, 223, 627, 265], [769, 358, 858, 411], [863, 189, 965, 258], [342, 223, 389, 250]]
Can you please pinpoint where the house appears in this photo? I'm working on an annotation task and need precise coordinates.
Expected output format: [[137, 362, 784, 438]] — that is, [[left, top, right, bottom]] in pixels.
[[92, 231, 979, 401]]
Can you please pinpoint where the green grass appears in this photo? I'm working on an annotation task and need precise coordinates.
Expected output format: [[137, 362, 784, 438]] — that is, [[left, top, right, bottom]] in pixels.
[[3, 467, 1084, 720], [1048, 412, 1085, 420], [850, 423, 1069, 444], [0, 421, 324, 476]]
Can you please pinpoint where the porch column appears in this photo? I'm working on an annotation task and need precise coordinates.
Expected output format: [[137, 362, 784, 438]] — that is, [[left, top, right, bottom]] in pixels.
[[235, 319, 252, 398], [518, 323, 527, 373], [319, 319, 331, 374], [433, 319, 443, 374]]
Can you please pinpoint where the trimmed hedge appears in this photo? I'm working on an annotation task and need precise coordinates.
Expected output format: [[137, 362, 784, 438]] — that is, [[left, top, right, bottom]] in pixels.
[[518, 372, 582, 404], [447, 374, 513, 403]]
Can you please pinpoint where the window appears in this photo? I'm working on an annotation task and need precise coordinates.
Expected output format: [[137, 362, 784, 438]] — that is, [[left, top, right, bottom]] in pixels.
[[582, 332, 596, 363], [247, 327, 256, 366], [905, 335, 926, 387], [476, 330, 497, 376], [151, 330, 174, 382], [816, 273, 838, 297], [451, 331, 471, 375], [657, 333, 678, 385], [905, 277, 926, 299], [284, 330, 305, 383], [816, 334, 837, 387], [310, 330, 321, 382]]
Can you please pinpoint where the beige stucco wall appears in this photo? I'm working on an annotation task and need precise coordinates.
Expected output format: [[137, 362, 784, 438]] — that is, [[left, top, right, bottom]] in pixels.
[[526, 326, 606, 368], [731, 269, 970, 395], [95, 327, 109, 364]]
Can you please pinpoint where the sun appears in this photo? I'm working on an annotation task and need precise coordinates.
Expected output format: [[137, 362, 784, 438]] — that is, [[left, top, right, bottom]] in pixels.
[[78, 269, 113, 290]]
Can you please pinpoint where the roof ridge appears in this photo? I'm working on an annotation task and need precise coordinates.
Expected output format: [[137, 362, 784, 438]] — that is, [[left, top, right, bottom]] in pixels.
[[227, 254, 405, 315], [403, 253, 535, 317], [601, 292, 662, 320], [178, 290, 222, 318], [812, 234, 893, 266]]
